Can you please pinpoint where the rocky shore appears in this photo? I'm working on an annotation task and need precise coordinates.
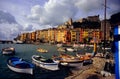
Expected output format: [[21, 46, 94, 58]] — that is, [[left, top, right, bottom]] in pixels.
[[65, 55, 115, 79]]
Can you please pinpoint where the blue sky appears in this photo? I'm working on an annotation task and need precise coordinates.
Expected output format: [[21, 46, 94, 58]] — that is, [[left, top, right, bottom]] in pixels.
[[0, 0, 120, 40]]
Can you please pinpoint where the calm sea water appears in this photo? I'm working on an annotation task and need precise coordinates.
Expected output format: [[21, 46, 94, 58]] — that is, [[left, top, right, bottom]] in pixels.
[[0, 43, 81, 79], [0, 43, 102, 79]]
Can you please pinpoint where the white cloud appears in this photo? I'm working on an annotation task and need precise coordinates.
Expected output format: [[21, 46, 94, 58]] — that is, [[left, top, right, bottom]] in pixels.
[[0, 23, 23, 40], [0, 10, 23, 40], [27, 0, 79, 26], [27, 0, 120, 26]]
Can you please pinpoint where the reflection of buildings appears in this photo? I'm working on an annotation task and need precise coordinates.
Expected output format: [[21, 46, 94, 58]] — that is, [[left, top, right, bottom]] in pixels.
[[16, 15, 112, 44]]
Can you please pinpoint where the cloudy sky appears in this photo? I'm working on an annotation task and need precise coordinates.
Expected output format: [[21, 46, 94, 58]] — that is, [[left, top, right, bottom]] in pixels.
[[0, 0, 120, 40]]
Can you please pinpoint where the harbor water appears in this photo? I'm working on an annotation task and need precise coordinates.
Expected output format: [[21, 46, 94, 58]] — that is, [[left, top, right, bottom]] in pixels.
[[0, 43, 96, 79]]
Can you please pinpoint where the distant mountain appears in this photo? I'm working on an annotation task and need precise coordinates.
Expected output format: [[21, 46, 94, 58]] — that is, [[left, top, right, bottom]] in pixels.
[[0, 10, 17, 24]]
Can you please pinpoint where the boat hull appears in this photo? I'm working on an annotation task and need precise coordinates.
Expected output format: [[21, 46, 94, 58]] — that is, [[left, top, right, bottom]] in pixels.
[[7, 64, 33, 75], [32, 60, 59, 71], [66, 61, 83, 67], [32, 55, 59, 71], [1, 47, 15, 55], [2, 51, 14, 55]]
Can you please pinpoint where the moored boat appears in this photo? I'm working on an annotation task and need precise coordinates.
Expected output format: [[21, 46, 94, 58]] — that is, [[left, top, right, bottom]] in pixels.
[[7, 57, 34, 75], [52, 53, 83, 67], [73, 43, 79, 48], [1, 47, 15, 55], [32, 55, 59, 71], [57, 47, 66, 52], [56, 43, 63, 47], [37, 48, 48, 53], [76, 53, 93, 64], [66, 47, 77, 52]]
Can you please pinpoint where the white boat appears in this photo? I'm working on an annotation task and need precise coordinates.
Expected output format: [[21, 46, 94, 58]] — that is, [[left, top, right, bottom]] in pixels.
[[13, 40, 23, 44], [66, 48, 77, 52], [2, 47, 15, 55], [7, 57, 34, 75], [32, 55, 59, 71], [102, 47, 111, 50], [56, 43, 63, 47], [73, 44, 79, 48]]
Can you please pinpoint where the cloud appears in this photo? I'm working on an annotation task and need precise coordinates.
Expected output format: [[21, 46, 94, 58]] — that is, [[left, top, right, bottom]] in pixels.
[[0, 23, 23, 40], [0, 10, 17, 24], [0, 10, 23, 40], [27, 0, 78, 26], [107, 0, 120, 16], [27, 0, 120, 26], [24, 24, 34, 31]]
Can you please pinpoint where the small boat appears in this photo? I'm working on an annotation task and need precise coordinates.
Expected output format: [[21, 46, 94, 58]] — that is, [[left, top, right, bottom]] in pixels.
[[102, 47, 111, 50], [73, 43, 79, 48], [7, 57, 34, 75], [1, 47, 15, 55], [37, 48, 48, 53], [57, 47, 66, 52], [76, 53, 93, 64], [13, 40, 23, 44], [66, 47, 77, 52], [32, 55, 59, 71], [52, 53, 83, 67], [56, 43, 63, 47]]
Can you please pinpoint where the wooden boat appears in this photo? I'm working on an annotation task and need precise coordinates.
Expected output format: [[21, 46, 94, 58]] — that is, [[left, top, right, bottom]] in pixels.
[[57, 47, 66, 52], [1, 47, 15, 55], [76, 53, 93, 64], [7, 57, 34, 75], [52, 53, 83, 67], [32, 55, 59, 71], [37, 48, 48, 53]]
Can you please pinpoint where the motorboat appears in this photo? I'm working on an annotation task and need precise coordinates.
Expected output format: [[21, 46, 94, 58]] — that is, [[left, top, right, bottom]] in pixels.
[[7, 57, 34, 75], [37, 48, 48, 53], [1, 47, 15, 55], [66, 47, 77, 52], [32, 55, 59, 71]]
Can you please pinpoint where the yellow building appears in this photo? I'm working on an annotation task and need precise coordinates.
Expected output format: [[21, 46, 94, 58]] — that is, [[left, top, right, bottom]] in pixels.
[[83, 30, 89, 38], [20, 33, 27, 42], [31, 32, 35, 41], [48, 28, 56, 43], [39, 29, 48, 42], [35, 30, 41, 40], [70, 29, 77, 43], [56, 29, 67, 43]]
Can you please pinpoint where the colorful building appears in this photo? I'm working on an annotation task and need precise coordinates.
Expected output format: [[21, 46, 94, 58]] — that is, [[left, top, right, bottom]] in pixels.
[[56, 29, 67, 43]]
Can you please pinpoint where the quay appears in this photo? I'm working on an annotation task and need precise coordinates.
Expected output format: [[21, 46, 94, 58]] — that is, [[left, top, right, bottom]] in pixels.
[[0, 40, 13, 44]]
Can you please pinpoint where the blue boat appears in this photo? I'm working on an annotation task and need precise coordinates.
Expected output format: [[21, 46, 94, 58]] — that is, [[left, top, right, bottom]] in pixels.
[[7, 57, 34, 75]]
